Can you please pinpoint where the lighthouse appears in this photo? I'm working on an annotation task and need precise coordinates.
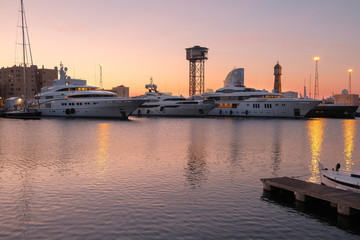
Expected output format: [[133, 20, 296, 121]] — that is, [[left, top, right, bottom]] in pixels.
[[274, 62, 282, 93]]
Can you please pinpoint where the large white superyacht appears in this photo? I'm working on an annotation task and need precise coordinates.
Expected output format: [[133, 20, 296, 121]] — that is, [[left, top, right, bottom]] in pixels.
[[29, 64, 145, 119], [204, 68, 321, 118], [132, 79, 217, 117]]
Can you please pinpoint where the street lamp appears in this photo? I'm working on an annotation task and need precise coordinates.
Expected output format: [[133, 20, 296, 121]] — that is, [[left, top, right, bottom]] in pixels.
[[314, 57, 320, 99], [348, 69, 353, 94]]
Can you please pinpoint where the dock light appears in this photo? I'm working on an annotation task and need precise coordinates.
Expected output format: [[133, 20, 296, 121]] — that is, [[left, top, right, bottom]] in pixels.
[[313, 57, 320, 99], [348, 69, 353, 94]]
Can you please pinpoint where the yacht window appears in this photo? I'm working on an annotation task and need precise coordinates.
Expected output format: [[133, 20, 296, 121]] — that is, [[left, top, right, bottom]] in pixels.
[[164, 98, 186, 101], [209, 97, 220, 101], [264, 104, 272, 108], [56, 87, 95, 92], [67, 94, 114, 98], [180, 101, 197, 104], [45, 96, 54, 99]]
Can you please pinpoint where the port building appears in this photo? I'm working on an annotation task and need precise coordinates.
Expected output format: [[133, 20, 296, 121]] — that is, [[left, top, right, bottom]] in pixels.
[[112, 85, 129, 98], [0, 65, 58, 101]]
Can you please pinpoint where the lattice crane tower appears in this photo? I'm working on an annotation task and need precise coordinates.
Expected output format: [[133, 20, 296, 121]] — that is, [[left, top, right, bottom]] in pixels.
[[186, 46, 208, 96]]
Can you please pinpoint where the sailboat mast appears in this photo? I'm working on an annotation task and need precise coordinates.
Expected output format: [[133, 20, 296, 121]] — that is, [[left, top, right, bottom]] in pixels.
[[24, 11, 33, 65], [21, 0, 27, 101]]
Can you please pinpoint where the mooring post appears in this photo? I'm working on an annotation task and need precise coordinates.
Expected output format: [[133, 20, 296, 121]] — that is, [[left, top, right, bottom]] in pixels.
[[263, 183, 271, 191], [295, 192, 306, 202], [338, 204, 351, 216]]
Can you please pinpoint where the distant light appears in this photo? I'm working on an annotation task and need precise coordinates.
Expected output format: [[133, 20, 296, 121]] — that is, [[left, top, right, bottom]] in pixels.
[[314, 57, 320, 61], [348, 69, 353, 73], [99, 64, 103, 67]]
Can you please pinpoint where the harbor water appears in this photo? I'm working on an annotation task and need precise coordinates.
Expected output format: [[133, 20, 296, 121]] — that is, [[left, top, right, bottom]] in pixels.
[[0, 117, 360, 239]]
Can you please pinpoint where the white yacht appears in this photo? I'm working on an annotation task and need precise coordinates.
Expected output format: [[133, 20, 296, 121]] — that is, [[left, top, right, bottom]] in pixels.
[[29, 64, 145, 119], [132, 79, 217, 117], [204, 68, 321, 118]]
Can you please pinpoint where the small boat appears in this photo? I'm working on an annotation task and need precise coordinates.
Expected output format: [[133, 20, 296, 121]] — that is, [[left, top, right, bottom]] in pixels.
[[319, 163, 360, 193], [3, 97, 41, 119], [3, 109, 41, 119]]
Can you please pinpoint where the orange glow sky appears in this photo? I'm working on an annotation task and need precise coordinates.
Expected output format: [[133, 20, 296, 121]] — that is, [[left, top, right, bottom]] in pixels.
[[1, 0, 359, 97]]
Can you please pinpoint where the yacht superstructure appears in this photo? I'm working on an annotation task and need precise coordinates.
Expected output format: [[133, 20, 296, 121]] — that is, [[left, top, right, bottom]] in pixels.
[[29, 64, 145, 119], [132, 79, 217, 117], [204, 68, 321, 118]]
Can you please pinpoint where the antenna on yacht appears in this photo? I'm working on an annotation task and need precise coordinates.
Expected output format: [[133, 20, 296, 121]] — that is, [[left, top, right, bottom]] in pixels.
[[59, 62, 69, 82], [145, 77, 158, 92]]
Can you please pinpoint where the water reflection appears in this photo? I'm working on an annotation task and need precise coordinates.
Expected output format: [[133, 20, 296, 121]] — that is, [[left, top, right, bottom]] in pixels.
[[227, 120, 243, 174], [96, 123, 110, 177], [270, 122, 281, 176], [185, 121, 208, 189], [307, 119, 326, 182], [17, 174, 32, 239], [343, 119, 356, 171]]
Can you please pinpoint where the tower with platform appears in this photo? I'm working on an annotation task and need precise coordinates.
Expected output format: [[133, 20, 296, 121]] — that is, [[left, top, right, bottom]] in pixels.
[[186, 46, 208, 96]]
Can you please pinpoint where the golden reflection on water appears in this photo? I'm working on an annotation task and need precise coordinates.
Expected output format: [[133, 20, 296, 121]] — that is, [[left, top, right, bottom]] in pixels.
[[96, 123, 110, 177], [343, 119, 356, 171], [185, 121, 208, 189], [307, 119, 326, 182]]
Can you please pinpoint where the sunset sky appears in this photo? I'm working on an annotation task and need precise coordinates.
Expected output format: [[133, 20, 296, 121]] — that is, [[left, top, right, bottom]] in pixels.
[[1, 0, 359, 97]]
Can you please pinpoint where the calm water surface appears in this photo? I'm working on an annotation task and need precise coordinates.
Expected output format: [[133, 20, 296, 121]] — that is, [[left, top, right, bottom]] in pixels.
[[0, 117, 360, 239]]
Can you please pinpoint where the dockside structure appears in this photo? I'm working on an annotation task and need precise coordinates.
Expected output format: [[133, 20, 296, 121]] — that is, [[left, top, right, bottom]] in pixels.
[[0, 65, 58, 102]]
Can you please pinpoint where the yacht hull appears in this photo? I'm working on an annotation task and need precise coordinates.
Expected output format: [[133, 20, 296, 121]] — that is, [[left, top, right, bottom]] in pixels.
[[132, 102, 217, 117], [3, 110, 41, 120], [31, 99, 145, 119], [206, 99, 320, 118], [305, 105, 358, 119]]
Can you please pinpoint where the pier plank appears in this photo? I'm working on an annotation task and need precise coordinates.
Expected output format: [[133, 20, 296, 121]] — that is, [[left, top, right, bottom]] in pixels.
[[261, 177, 360, 215]]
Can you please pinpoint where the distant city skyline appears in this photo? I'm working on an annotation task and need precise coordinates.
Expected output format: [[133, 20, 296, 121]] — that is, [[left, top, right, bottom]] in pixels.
[[1, 0, 359, 97]]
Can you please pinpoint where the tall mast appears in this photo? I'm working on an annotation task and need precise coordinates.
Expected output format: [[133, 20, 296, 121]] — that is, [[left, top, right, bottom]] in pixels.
[[24, 9, 33, 65], [21, 0, 27, 101]]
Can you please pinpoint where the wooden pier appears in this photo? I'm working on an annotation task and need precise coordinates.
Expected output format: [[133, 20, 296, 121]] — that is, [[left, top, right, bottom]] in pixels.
[[261, 177, 360, 216]]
